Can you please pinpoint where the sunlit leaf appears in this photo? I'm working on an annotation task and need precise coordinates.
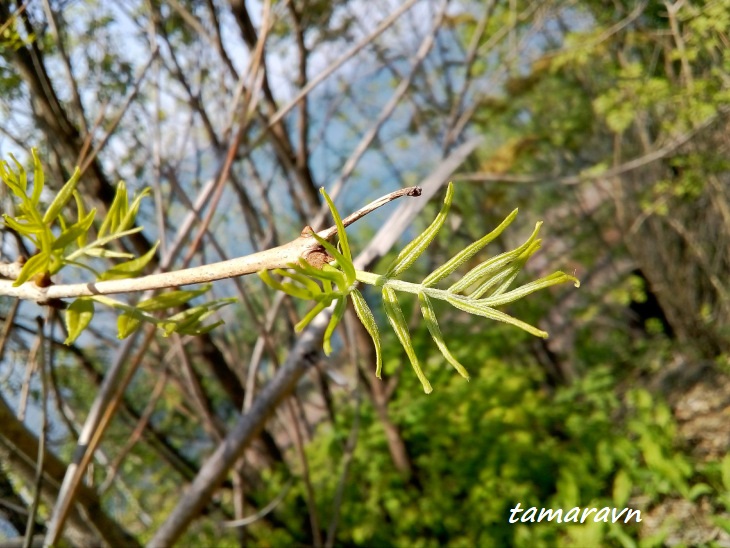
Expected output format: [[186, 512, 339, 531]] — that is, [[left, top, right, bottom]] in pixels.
[[73, 192, 90, 247], [291, 259, 348, 290], [137, 285, 213, 311], [166, 299, 233, 334], [117, 187, 151, 233], [178, 319, 225, 336], [2, 214, 44, 236], [469, 243, 535, 299], [52, 208, 96, 250], [259, 269, 315, 300], [444, 293, 548, 338], [295, 300, 330, 332], [323, 297, 347, 355], [0, 159, 25, 199], [382, 286, 432, 393], [320, 187, 352, 262], [30, 148, 44, 206], [99, 182, 128, 238], [117, 312, 142, 339], [8, 153, 27, 194], [13, 252, 49, 287], [476, 271, 580, 308], [449, 222, 542, 294], [64, 298, 94, 344], [278, 268, 323, 296], [386, 182, 454, 278], [423, 208, 518, 287], [351, 288, 383, 378], [98, 241, 159, 280], [43, 167, 81, 224], [67, 226, 144, 260], [80, 248, 135, 259], [418, 292, 469, 380]]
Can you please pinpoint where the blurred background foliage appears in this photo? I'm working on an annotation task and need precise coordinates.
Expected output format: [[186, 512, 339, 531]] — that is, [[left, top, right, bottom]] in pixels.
[[0, 0, 728, 546]]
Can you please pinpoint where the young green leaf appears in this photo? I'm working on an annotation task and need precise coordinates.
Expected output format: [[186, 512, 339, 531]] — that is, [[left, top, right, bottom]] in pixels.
[[8, 153, 27, 194], [43, 167, 81, 224], [136, 285, 214, 311], [80, 248, 136, 259], [98, 241, 159, 280], [422, 208, 519, 287], [259, 269, 317, 300], [64, 298, 94, 344], [52, 208, 96, 251], [165, 299, 234, 335], [476, 271, 580, 308], [382, 286, 433, 393], [418, 292, 469, 380], [66, 226, 144, 260], [291, 259, 348, 290], [386, 182, 454, 278], [73, 192, 91, 247], [2, 214, 45, 238], [30, 148, 44, 206], [444, 293, 548, 338], [323, 297, 347, 355], [449, 222, 542, 294], [179, 320, 225, 336], [320, 187, 351, 263], [98, 182, 128, 238], [469, 240, 539, 299], [470, 262, 523, 300], [117, 312, 142, 339], [117, 187, 151, 233], [13, 252, 49, 287], [351, 288, 383, 378], [0, 157, 25, 199], [295, 300, 330, 332], [277, 268, 323, 297]]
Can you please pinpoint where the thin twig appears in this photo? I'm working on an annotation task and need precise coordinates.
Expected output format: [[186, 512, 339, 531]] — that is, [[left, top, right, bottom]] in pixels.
[[222, 479, 293, 528], [23, 316, 47, 548]]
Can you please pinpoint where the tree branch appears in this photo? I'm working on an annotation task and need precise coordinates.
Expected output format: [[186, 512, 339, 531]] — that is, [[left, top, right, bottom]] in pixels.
[[0, 187, 420, 303]]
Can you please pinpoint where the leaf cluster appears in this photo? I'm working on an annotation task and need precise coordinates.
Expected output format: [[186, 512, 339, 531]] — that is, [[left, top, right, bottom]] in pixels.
[[260, 183, 579, 393], [1, 149, 232, 343]]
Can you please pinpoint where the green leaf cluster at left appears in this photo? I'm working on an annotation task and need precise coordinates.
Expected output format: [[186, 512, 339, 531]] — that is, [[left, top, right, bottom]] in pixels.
[[0, 147, 153, 285], [1, 148, 233, 343]]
